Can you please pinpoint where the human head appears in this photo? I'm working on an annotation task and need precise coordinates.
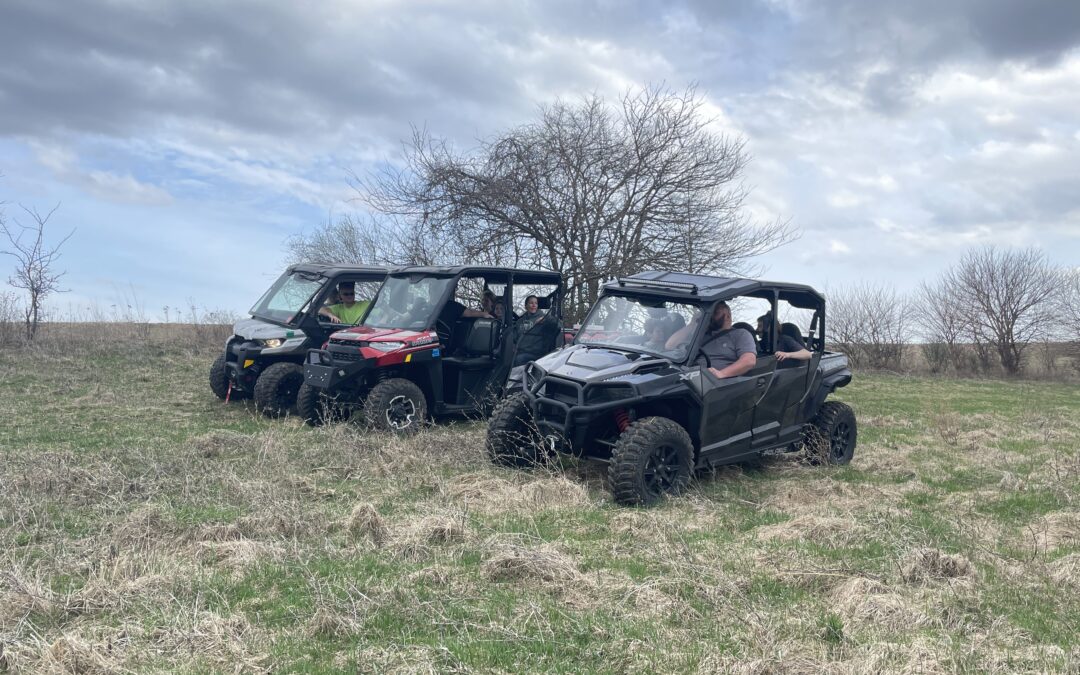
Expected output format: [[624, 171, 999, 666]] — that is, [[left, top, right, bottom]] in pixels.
[[493, 299, 505, 319], [338, 282, 356, 304], [710, 302, 732, 331], [756, 313, 773, 336], [525, 295, 539, 314], [481, 290, 496, 313]]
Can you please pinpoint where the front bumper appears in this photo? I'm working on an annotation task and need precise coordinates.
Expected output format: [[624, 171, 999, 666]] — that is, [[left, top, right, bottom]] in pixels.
[[224, 340, 265, 393], [523, 375, 639, 454], [303, 349, 376, 390]]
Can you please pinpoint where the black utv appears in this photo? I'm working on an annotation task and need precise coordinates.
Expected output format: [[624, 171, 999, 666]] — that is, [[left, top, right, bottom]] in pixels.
[[298, 266, 565, 432], [486, 271, 855, 505], [208, 263, 388, 416]]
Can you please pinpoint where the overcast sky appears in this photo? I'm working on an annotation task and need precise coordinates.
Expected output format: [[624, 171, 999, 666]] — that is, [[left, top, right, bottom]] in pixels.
[[1, 0, 1078, 319]]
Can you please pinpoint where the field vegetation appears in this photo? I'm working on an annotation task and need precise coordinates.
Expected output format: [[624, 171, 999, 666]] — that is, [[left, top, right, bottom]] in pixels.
[[1, 326, 1079, 673]]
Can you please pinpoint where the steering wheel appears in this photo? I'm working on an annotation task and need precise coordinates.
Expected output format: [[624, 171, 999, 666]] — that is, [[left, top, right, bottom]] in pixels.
[[435, 319, 453, 345]]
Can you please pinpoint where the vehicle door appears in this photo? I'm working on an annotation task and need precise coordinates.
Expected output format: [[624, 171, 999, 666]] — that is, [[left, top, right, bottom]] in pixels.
[[696, 294, 773, 461], [439, 272, 509, 408], [751, 300, 819, 447]]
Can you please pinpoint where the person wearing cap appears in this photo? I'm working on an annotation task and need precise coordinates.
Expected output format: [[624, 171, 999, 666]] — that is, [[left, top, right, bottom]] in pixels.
[[319, 281, 370, 324]]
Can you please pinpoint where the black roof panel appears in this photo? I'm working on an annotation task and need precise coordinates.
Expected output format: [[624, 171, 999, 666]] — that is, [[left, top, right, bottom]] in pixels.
[[607, 271, 823, 305], [288, 262, 391, 278]]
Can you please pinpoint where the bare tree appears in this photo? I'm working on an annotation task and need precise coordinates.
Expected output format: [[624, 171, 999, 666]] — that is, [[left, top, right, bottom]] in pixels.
[[913, 279, 968, 373], [0, 203, 74, 341], [285, 212, 522, 268], [943, 246, 1058, 376], [361, 85, 793, 320], [827, 283, 912, 371], [1059, 267, 1080, 370]]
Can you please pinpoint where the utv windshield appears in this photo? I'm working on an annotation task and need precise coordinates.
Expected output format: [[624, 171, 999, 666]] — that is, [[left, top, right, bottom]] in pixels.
[[575, 295, 702, 361], [249, 271, 326, 325], [363, 275, 454, 330]]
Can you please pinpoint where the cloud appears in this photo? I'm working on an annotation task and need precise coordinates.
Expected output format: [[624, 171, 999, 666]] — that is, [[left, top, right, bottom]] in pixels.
[[29, 140, 173, 206], [1, 0, 1079, 311]]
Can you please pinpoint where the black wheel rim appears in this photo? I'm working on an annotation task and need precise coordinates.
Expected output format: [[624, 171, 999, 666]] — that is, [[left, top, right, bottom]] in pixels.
[[642, 444, 681, 498], [279, 378, 299, 404], [385, 394, 417, 430], [831, 421, 852, 459]]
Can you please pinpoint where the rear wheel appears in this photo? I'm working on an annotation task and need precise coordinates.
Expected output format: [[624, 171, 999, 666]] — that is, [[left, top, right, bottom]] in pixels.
[[608, 417, 693, 506], [805, 401, 857, 465], [365, 378, 428, 434], [296, 383, 351, 426], [486, 392, 543, 467], [254, 362, 304, 418]]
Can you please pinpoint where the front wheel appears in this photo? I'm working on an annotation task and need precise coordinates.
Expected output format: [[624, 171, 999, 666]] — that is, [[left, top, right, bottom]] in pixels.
[[805, 401, 857, 465], [486, 392, 543, 467], [608, 417, 694, 506], [296, 383, 352, 426], [209, 353, 248, 401], [364, 378, 428, 434], [254, 362, 304, 418]]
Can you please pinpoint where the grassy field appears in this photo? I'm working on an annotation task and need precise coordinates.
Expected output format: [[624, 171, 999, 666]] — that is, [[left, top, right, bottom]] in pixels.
[[1, 331, 1078, 673]]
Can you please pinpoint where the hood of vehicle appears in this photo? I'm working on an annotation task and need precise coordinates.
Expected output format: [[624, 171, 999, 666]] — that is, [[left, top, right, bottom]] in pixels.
[[329, 326, 435, 344], [534, 344, 672, 383], [234, 318, 306, 341]]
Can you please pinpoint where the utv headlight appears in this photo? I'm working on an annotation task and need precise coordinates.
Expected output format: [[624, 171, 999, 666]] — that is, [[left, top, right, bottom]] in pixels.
[[368, 341, 405, 352], [260, 338, 284, 349], [585, 384, 634, 404]]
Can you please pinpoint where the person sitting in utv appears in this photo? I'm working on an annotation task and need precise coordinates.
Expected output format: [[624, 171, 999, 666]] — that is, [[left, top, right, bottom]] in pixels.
[[642, 318, 669, 353], [319, 282, 370, 324], [666, 302, 756, 378], [513, 295, 559, 366], [756, 314, 812, 362]]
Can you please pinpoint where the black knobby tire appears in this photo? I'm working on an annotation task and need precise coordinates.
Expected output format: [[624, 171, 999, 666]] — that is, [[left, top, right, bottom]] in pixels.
[[296, 383, 351, 426], [806, 401, 857, 465], [608, 417, 694, 506], [209, 354, 230, 399], [253, 362, 304, 418], [365, 378, 428, 434], [485, 392, 542, 467]]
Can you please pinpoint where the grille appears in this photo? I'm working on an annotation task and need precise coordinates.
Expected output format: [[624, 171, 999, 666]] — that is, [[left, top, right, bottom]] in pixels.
[[328, 346, 365, 363], [332, 351, 364, 363], [329, 337, 367, 347]]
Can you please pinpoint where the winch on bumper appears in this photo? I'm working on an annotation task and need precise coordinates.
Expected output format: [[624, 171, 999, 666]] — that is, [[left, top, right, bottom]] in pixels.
[[224, 338, 267, 393]]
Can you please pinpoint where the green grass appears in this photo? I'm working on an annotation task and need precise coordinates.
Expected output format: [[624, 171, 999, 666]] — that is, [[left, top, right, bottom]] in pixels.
[[1, 331, 1078, 672]]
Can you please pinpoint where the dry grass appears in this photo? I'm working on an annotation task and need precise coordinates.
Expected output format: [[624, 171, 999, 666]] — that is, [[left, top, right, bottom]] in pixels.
[[1, 338, 1078, 672]]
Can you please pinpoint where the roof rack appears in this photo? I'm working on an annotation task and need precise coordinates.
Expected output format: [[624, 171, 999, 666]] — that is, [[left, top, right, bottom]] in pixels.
[[616, 277, 698, 294]]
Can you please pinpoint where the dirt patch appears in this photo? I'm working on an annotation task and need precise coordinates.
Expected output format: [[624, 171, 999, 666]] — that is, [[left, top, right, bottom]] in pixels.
[[900, 548, 974, 584]]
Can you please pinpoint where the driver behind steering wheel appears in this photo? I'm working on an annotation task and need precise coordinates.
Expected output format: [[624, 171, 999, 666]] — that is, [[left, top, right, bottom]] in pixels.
[[666, 302, 756, 379]]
